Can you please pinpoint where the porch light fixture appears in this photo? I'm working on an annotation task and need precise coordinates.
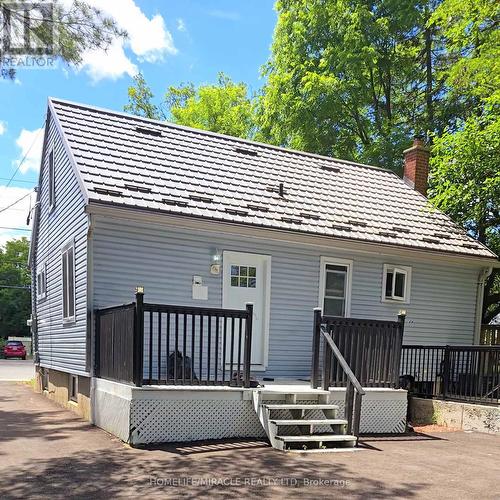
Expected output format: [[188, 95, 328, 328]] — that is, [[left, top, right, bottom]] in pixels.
[[135, 286, 145, 294], [210, 248, 222, 275], [398, 309, 407, 316]]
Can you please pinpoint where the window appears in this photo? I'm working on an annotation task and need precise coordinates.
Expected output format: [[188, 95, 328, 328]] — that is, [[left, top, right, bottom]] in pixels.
[[382, 264, 412, 303], [69, 374, 78, 402], [319, 257, 353, 317], [230, 265, 257, 288], [36, 263, 47, 300], [48, 150, 55, 209], [62, 242, 75, 322]]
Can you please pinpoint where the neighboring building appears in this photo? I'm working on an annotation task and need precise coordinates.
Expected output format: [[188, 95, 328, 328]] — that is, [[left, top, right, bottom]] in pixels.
[[29, 98, 498, 449]]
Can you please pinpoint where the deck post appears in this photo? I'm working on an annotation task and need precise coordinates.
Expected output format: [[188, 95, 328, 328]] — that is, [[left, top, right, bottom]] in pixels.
[[243, 303, 254, 388], [311, 308, 322, 388], [134, 287, 145, 387], [395, 311, 406, 388], [442, 345, 450, 399]]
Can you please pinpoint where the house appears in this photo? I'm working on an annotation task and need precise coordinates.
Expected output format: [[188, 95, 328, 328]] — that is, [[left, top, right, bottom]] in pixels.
[[29, 98, 498, 450]]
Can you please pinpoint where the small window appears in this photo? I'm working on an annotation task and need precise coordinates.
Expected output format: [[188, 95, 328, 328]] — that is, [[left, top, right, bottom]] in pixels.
[[69, 374, 78, 402], [320, 257, 353, 317], [62, 242, 75, 322], [230, 265, 257, 288], [36, 263, 47, 300], [382, 264, 412, 303], [48, 150, 55, 210]]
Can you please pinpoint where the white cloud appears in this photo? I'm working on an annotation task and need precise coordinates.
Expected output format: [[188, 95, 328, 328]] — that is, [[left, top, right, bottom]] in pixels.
[[0, 185, 35, 248], [77, 0, 177, 81], [177, 18, 187, 32], [81, 39, 138, 83], [14, 127, 44, 174], [0, 121, 6, 135]]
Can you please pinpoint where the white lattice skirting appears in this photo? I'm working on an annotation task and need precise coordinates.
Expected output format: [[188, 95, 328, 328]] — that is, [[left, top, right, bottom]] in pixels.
[[93, 379, 407, 445]]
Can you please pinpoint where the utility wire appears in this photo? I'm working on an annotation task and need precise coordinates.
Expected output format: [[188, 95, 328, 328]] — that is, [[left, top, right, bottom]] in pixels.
[[0, 226, 31, 231], [5, 125, 44, 187], [0, 177, 37, 185], [0, 190, 34, 215]]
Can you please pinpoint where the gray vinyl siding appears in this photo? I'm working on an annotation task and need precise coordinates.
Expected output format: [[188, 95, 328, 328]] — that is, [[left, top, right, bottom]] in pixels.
[[33, 112, 88, 375], [92, 217, 480, 379]]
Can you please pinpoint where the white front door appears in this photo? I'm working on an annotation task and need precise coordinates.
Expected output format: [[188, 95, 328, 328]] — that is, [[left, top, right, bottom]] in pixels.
[[222, 251, 271, 369]]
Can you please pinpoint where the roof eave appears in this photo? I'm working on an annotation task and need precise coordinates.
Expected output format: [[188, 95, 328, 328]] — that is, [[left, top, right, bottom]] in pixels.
[[85, 199, 499, 265]]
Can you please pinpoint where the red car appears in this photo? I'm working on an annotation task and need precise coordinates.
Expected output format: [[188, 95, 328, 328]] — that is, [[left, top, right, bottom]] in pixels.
[[3, 341, 27, 360]]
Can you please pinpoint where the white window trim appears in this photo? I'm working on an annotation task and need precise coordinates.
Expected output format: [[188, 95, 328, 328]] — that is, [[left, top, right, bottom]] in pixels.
[[381, 264, 412, 304], [48, 146, 56, 213], [61, 239, 76, 324], [36, 262, 47, 301], [319, 256, 353, 317]]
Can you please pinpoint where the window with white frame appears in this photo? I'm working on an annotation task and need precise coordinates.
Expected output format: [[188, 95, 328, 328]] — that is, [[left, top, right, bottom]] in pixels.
[[320, 257, 353, 317], [382, 264, 412, 303], [62, 242, 75, 322], [48, 150, 55, 209], [36, 263, 47, 300]]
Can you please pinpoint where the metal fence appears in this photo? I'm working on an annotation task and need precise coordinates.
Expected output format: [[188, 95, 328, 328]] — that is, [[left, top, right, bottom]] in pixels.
[[481, 325, 500, 345], [401, 345, 500, 405]]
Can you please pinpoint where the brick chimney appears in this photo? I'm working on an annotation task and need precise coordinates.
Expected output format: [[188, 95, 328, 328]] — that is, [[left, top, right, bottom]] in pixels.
[[403, 137, 430, 196]]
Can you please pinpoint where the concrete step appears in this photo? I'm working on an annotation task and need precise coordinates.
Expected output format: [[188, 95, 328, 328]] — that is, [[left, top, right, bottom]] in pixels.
[[270, 419, 347, 426], [275, 434, 357, 443], [264, 403, 339, 411]]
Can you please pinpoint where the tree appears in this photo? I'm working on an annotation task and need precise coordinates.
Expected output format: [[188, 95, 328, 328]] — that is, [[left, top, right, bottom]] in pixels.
[[429, 0, 500, 323], [124, 72, 256, 139], [257, 0, 441, 172], [0, 238, 31, 338], [0, 0, 126, 78]]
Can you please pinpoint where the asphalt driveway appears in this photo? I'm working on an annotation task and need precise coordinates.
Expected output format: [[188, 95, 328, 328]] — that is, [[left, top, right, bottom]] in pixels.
[[0, 359, 35, 381], [0, 381, 499, 499]]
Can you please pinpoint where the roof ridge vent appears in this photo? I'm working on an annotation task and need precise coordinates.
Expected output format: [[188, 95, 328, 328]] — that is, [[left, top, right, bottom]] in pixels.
[[300, 212, 320, 220], [321, 165, 341, 173], [247, 204, 269, 212], [135, 125, 163, 137], [234, 146, 259, 157], [332, 224, 351, 232], [92, 187, 123, 197], [281, 216, 302, 224], [189, 194, 213, 203], [225, 208, 248, 216], [163, 198, 188, 207], [124, 183, 152, 193], [348, 219, 367, 227], [392, 226, 411, 233]]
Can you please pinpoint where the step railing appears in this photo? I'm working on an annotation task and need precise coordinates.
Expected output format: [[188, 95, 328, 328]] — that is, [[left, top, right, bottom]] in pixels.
[[321, 326, 366, 437], [311, 308, 366, 438]]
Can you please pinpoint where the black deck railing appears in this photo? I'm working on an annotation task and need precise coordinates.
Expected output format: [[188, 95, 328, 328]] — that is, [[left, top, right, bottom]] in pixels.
[[401, 345, 500, 405], [311, 312, 406, 389], [95, 290, 254, 388]]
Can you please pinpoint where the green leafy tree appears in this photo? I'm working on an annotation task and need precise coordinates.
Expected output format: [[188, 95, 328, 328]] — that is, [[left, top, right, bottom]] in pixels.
[[257, 0, 442, 172], [0, 238, 31, 338], [124, 72, 256, 139], [429, 0, 500, 323], [0, 0, 126, 79]]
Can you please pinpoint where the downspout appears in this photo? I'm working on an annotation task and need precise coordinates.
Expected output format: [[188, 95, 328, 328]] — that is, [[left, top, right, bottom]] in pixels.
[[474, 267, 493, 344], [87, 213, 96, 424]]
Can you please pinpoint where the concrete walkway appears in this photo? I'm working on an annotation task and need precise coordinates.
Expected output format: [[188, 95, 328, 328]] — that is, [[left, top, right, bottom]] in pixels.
[[0, 381, 499, 499], [0, 359, 35, 381]]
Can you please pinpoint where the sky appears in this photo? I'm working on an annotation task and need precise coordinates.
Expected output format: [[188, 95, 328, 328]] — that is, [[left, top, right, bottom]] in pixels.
[[0, 0, 277, 247]]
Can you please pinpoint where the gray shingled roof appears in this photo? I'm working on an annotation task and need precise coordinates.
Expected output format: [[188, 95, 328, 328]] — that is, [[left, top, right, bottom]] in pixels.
[[50, 98, 497, 260]]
